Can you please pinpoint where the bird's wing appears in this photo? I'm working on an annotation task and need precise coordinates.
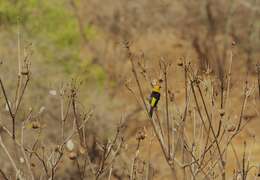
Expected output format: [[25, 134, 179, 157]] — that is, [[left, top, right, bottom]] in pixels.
[[151, 97, 157, 107]]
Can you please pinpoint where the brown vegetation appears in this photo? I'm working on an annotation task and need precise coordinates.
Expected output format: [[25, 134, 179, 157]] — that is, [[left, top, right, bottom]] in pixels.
[[0, 0, 260, 179]]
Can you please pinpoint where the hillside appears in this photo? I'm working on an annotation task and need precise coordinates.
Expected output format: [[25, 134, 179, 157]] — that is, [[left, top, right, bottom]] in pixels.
[[0, 0, 260, 179]]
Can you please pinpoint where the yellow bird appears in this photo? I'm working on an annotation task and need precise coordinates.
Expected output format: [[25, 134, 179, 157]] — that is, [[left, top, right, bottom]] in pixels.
[[149, 84, 161, 117]]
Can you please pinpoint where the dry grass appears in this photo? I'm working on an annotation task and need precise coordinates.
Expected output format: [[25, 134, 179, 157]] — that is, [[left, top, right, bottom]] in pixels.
[[0, 1, 259, 178], [0, 38, 259, 180]]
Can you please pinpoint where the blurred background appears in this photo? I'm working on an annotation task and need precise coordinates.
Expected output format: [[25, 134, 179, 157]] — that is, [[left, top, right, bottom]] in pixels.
[[0, 0, 259, 179]]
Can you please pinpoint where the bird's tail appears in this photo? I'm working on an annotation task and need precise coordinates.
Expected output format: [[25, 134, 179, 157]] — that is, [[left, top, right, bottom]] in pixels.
[[149, 107, 154, 118]]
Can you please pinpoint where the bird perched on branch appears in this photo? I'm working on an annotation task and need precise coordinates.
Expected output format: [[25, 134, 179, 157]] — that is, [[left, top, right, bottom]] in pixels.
[[149, 80, 162, 117]]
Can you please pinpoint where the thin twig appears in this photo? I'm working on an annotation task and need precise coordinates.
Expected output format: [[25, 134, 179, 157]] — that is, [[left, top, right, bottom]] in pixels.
[[0, 169, 9, 180], [0, 79, 15, 139], [0, 135, 22, 179]]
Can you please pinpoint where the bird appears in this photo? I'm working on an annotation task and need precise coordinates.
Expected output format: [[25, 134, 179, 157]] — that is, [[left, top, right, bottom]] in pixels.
[[149, 80, 161, 118]]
